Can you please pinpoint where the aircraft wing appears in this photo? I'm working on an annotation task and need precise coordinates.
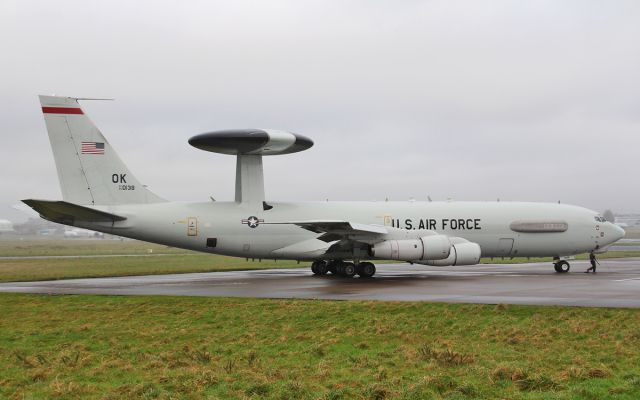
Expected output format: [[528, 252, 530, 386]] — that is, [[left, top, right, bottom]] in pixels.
[[269, 220, 388, 242], [22, 199, 126, 224]]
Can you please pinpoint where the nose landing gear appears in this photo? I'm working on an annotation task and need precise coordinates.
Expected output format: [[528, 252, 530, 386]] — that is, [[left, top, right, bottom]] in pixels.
[[310, 260, 376, 278], [553, 260, 570, 273]]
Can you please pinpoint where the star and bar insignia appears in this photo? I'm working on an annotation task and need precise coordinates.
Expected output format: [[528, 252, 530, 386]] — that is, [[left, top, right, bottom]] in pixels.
[[241, 216, 264, 228]]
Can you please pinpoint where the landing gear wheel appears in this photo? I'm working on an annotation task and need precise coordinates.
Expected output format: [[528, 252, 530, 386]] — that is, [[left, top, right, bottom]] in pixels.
[[342, 262, 356, 277], [316, 261, 328, 275], [357, 262, 376, 278], [311, 260, 328, 275], [327, 260, 338, 275], [554, 260, 570, 273]]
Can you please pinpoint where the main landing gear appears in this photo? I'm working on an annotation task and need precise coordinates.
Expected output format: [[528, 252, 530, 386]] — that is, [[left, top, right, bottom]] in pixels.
[[311, 260, 376, 278], [553, 260, 570, 273]]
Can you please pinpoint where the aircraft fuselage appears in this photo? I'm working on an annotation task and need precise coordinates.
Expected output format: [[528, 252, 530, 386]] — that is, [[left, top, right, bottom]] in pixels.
[[77, 200, 623, 261]]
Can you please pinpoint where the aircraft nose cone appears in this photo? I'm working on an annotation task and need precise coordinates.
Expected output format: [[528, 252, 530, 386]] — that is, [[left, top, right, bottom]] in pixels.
[[612, 224, 626, 241]]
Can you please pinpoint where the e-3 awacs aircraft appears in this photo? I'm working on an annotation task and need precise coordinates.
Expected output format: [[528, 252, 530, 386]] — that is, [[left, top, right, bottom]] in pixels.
[[24, 95, 625, 278]]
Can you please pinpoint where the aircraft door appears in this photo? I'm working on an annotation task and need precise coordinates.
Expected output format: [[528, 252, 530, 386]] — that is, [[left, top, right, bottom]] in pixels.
[[497, 238, 514, 256], [187, 217, 198, 236]]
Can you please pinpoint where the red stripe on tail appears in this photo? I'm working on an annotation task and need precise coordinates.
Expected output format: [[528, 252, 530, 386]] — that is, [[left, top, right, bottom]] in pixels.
[[42, 107, 84, 114]]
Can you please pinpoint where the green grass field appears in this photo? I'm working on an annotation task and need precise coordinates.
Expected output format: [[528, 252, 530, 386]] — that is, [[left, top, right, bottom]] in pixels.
[[1, 238, 639, 398], [0, 255, 303, 283], [0, 239, 301, 283], [1, 294, 640, 399], [0, 238, 195, 257]]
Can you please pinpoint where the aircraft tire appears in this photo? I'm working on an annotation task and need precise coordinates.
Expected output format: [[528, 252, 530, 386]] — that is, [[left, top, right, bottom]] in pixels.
[[327, 260, 338, 275], [357, 262, 376, 278], [342, 262, 356, 277], [316, 261, 328, 275], [311, 262, 319, 275], [554, 261, 570, 273]]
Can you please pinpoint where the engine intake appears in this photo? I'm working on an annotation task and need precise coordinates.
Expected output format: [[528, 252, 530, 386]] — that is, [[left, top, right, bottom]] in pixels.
[[370, 235, 451, 261]]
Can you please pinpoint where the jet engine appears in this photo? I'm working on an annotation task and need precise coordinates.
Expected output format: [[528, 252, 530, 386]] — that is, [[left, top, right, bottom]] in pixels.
[[420, 242, 482, 266], [370, 235, 451, 261]]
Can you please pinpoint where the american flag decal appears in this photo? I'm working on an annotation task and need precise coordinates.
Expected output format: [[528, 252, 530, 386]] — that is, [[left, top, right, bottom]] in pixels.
[[81, 142, 105, 155]]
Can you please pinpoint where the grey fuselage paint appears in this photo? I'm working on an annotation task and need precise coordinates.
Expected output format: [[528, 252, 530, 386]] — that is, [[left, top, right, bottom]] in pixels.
[[76, 200, 623, 261]]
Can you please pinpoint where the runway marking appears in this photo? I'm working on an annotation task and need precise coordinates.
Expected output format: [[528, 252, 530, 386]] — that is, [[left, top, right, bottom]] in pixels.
[[613, 277, 640, 282]]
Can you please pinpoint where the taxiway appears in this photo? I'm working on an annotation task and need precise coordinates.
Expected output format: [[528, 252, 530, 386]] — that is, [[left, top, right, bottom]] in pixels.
[[1, 258, 639, 307]]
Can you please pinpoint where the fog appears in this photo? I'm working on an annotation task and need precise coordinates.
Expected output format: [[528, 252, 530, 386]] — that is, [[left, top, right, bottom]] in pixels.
[[1, 0, 639, 222]]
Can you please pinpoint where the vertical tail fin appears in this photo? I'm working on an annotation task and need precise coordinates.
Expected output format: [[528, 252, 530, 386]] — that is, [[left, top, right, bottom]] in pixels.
[[39, 95, 165, 205]]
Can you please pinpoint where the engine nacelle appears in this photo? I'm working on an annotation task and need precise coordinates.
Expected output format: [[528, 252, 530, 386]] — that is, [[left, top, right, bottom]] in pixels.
[[422, 242, 481, 266], [370, 235, 451, 261]]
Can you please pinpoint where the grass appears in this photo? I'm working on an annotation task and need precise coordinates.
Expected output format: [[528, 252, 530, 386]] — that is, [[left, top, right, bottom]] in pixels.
[[0, 255, 301, 283], [0, 239, 301, 283], [1, 294, 640, 399], [0, 238, 193, 257]]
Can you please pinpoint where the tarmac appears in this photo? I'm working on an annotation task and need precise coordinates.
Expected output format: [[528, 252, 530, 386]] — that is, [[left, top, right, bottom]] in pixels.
[[1, 258, 639, 308]]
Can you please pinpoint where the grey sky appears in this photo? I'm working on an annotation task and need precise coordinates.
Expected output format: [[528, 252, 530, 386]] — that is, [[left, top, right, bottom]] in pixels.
[[1, 0, 639, 222]]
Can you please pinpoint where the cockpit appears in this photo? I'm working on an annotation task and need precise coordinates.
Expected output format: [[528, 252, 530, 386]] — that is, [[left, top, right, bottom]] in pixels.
[[594, 215, 607, 223]]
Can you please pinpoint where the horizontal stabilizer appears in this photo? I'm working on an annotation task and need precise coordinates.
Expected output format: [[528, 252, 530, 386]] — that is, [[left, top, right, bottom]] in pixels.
[[22, 199, 126, 224]]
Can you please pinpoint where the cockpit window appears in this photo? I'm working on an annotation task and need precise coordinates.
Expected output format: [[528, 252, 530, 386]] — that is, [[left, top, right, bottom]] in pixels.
[[594, 216, 606, 223]]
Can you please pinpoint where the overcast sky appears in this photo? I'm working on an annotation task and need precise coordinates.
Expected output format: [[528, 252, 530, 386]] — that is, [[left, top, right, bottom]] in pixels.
[[1, 0, 639, 222]]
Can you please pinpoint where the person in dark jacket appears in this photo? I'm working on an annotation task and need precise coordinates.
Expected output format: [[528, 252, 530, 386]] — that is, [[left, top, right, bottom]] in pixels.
[[586, 252, 599, 273]]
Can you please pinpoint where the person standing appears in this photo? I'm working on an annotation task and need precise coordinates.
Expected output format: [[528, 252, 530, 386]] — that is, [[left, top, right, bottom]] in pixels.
[[585, 252, 599, 273]]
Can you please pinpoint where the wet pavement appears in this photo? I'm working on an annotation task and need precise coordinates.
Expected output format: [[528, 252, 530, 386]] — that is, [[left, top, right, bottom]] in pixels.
[[1, 258, 639, 308]]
